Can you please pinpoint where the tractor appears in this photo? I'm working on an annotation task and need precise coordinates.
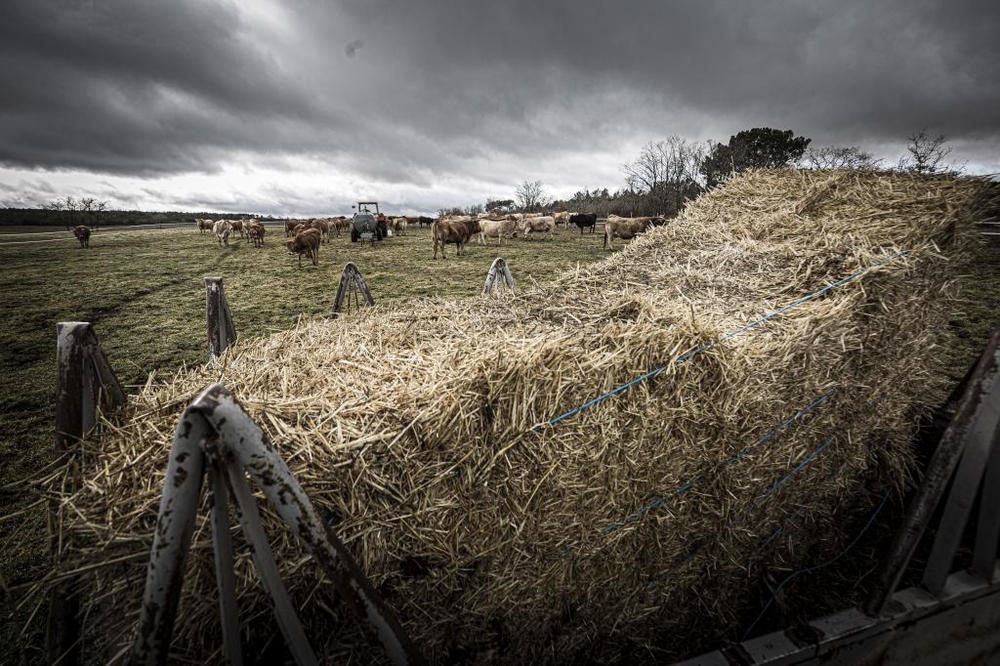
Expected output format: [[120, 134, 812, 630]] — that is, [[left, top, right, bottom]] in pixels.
[[351, 201, 389, 243]]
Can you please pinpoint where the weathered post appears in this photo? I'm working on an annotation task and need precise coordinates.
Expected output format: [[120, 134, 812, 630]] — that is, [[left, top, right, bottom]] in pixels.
[[49, 322, 125, 665], [482, 257, 515, 296], [331, 262, 375, 319], [205, 277, 237, 365]]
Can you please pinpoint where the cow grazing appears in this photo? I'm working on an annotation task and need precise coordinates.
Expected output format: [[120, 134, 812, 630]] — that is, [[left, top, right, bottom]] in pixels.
[[570, 213, 598, 234], [286, 228, 322, 266], [213, 219, 233, 246], [195, 218, 214, 233], [478, 218, 516, 245], [603, 215, 663, 250], [73, 225, 91, 248], [432, 218, 480, 258], [516, 215, 556, 240], [246, 221, 266, 247], [391, 217, 408, 236], [309, 218, 331, 242], [332, 216, 351, 237]]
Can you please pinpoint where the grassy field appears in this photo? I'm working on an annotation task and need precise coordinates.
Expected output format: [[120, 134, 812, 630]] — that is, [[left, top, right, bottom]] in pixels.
[[0, 222, 612, 589], [2, 219, 1000, 662]]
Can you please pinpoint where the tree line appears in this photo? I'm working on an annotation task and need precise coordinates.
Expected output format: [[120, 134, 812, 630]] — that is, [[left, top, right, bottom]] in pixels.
[[5, 129, 960, 225], [438, 128, 960, 220], [0, 196, 264, 227]]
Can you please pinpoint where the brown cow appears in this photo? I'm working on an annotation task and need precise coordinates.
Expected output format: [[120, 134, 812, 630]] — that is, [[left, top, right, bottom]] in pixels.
[[286, 227, 322, 266], [285, 219, 300, 236], [195, 218, 214, 233], [246, 221, 266, 247], [72, 225, 91, 248], [603, 215, 663, 250], [309, 218, 330, 242], [432, 218, 480, 259], [332, 216, 351, 237]]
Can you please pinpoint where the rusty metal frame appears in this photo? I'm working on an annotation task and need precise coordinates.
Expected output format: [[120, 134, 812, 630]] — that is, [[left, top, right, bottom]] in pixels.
[[482, 257, 515, 296], [330, 262, 375, 319], [866, 328, 1000, 614], [49, 322, 126, 666], [133, 383, 423, 666], [205, 277, 237, 366]]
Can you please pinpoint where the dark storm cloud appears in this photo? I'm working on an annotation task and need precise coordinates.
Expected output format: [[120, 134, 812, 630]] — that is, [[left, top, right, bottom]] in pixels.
[[0, 0, 998, 191], [0, 0, 347, 175]]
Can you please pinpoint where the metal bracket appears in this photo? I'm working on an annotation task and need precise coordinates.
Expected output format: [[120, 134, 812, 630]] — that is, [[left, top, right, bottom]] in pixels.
[[330, 262, 375, 319], [132, 383, 423, 666]]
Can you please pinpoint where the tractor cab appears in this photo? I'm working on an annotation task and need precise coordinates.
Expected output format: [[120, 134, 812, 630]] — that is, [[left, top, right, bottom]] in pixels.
[[351, 201, 389, 243]]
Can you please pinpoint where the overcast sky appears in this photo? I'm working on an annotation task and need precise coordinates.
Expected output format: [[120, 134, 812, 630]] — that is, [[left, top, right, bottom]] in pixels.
[[1, 0, 998, 216]]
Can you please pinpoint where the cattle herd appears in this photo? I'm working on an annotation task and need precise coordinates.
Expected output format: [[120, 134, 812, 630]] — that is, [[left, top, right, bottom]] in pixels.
[[430, 210, 667, 257], [67, 211, 667, 264]]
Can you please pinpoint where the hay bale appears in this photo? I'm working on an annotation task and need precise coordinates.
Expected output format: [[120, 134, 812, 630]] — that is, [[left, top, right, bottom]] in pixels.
[[43, 169, 1000, 663]]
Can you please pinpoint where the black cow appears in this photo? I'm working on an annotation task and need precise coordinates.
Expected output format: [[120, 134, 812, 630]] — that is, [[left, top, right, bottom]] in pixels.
[[418, 216, 435, 227], [570, 213, 598, 234]]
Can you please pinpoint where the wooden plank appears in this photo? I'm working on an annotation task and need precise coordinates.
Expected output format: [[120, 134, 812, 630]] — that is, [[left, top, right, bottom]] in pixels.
[[223, 455, 318, 666], [208, 456, 243, 666], [132, 410, 210, 665], [865, 328, 1000, 614], [922, 343, 1000, 594], [192, 384, 424, 666], [973, 424, 1000, 580], [48, 322, 90, 666]]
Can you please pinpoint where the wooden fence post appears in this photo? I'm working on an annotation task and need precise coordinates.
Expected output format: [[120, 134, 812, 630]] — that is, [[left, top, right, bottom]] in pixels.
[[49, 322, 125, 665], [331, 262, 375, 319], [482, 257, 515, 296], [205, 277, 237, 365]]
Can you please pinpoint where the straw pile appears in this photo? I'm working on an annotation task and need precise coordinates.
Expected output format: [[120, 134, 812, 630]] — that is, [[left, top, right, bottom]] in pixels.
[[42, 169, 999, 663]]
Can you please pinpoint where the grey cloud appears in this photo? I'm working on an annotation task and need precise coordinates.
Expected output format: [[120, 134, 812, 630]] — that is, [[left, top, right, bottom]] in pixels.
[[344, 40, 364, 58], [0, 0, 998, 208]]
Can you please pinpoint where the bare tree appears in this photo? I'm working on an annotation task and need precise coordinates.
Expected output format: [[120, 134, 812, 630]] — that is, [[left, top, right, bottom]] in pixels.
[[621, 136, 705, 216], [45, 195, 108, 228], [515, 180, 548, 212], [898, 129, 954, 173], [803, 145, 882, 170]]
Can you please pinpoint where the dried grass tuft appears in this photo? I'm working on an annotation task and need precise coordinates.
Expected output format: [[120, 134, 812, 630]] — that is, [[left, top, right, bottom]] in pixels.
[[35, 169, 1000, 663]]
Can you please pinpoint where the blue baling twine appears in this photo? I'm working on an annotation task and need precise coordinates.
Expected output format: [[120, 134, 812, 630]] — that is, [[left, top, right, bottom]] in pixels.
[[603, 389, 836, 534], [740, 491, 892, 641], [729, 434, 838, 527], [536, 251, 908, 432], [752, 461, 847, 553]]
